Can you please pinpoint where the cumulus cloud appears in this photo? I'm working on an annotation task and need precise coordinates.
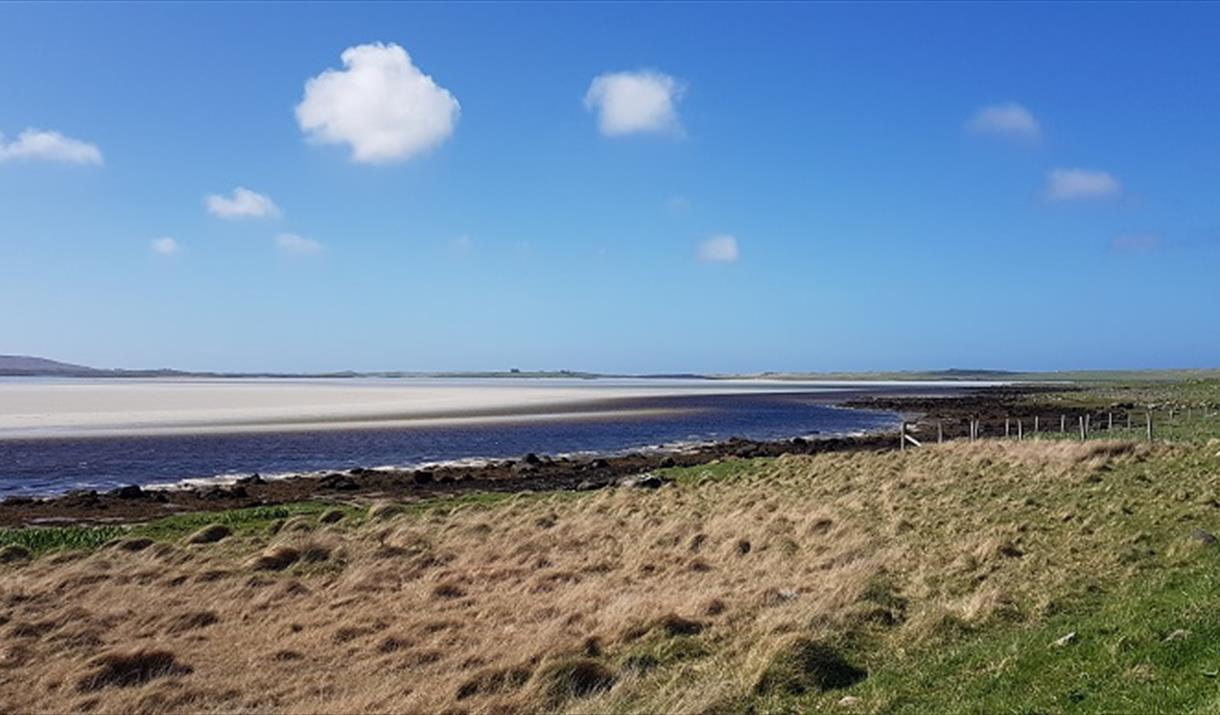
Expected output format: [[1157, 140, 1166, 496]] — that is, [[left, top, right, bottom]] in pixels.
[[296, 42, 460, 164], [585, 70, 684, 136], [1110, 233, 1163, 253], [275, 233, 322, 255], [150, 237, 179, 255], [697, 234, 738, 263], [0, 129, 102, 165], [1045, 168, 1121, 201], [966, 102, 1040, 140], [205, 187, 280, 219]]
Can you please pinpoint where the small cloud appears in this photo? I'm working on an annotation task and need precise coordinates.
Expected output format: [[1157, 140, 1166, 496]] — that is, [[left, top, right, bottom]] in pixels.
[[205, 187, 280, 219], [0, 128, 102, 165], [150, 237, 180, 255], [275, 233, 322, 254], [697, 234, 738, 263], [966, 102, 1040, 140], [1110, 232, 1164, 253], [1045, 168, 1121, 201], [296, 42, 460, 164], [585, 70, 684, 137], [666, 196, 690, 214]]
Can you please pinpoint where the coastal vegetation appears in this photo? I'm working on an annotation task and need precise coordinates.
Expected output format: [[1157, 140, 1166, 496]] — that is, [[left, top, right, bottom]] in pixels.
[[2, 381, 1219, 713]]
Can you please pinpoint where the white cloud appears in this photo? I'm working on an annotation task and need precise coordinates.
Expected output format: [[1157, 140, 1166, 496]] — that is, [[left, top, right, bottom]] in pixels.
[[697, 234, 738, 263], [296, 42, 460, 164], [275, 233, 322, 255], [966, 102, 1040, 140], [585, 70, 684, 137], [0, 129, 102, 165], [205, 187, 280, 219], [1045, 168, 1121, 201], [150, 237, 179, 255]]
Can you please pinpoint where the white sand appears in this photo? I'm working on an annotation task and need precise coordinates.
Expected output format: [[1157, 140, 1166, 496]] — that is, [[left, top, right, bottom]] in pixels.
[[0, 377, 992, 439]]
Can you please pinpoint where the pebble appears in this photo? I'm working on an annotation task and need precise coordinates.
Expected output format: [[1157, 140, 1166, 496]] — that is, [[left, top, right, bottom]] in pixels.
[[1053, 631, 1077, 647]]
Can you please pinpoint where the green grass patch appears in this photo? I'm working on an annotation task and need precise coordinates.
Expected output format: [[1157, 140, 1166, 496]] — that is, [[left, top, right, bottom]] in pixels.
[[791, 550, 1220, 714], [0, 501, 357, 557]]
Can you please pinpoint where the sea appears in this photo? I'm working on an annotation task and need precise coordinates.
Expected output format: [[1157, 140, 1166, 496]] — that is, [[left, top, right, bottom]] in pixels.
[[0, 379, 978, 498]]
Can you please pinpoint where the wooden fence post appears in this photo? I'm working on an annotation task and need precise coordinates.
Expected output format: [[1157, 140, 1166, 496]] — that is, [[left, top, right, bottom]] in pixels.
[[1146, 410, 1153, 441], [899, 422, 905, 451], [1127, 412, 1132, 429], [1079, 415, 1086, 440], [1034, 415, 1039, 433], [1005, 418, 1011, 438], [938, 421, 943, 444], [1060, 415, 1066, 433], [1018, 419, 1024, 441], [1108, 412, 1113, 430]]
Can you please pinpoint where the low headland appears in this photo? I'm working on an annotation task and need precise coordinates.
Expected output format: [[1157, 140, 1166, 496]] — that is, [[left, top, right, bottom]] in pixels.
[[2, 377, 1220, 713]]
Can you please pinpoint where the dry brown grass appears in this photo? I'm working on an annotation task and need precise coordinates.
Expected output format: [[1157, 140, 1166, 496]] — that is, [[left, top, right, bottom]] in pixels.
[[0, 439, 1201, 714]]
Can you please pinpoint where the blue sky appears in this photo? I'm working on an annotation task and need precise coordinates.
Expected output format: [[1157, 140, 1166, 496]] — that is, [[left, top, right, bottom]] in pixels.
[[1, 2, 1217, 373]]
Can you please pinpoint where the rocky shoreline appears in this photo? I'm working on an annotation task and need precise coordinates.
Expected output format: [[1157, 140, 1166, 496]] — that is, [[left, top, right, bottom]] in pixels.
[[0, 385, 1090, 528]]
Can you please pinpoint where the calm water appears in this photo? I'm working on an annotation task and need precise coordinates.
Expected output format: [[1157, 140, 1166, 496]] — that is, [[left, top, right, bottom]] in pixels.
[[0, 391, 902, 498]]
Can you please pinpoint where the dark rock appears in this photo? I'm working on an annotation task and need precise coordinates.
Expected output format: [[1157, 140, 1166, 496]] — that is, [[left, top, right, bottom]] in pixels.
[[1, 496, 35, 507], [319, 474, 358, 492], [112, 485, 145, 500], [412, 471, 434, 485], [576, 480, 607, 491], [62, 490, 101, 507], [587, 459, 610, 470], [658, 456, 677, 469], [522, 453, 542, 465], [512, 462, 538, 475], [197, 485, 247, 500], [236, 474, 265, 486], [620, 474, 666, 489]]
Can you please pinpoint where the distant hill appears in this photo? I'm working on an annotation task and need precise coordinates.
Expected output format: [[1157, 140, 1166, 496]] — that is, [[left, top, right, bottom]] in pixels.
[[0, 355, 106, 376]]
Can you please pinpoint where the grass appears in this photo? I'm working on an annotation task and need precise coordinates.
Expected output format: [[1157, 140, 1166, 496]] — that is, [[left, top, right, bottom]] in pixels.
[[0, 502, 349, 556], [3, 381, 1220, 713], [849, 557, 1220, 714]]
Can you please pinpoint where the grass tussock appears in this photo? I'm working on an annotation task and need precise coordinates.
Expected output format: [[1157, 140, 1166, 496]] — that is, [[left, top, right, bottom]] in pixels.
[[2, 436, 1220, 712]]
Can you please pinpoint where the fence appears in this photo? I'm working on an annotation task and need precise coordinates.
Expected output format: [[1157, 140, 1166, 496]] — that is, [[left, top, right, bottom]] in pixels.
[[899, 406, 1219, 450]]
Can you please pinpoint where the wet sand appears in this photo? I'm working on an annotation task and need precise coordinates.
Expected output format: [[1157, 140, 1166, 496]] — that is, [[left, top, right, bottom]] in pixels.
[[0, 377, 993, 439]]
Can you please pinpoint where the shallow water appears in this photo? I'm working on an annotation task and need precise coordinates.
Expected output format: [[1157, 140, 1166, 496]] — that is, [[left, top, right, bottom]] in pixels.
[[0, 391, 905, 497]]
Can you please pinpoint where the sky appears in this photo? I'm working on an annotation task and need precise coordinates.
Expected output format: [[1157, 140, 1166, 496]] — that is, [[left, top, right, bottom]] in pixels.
[[1, 2, 1218, 374]]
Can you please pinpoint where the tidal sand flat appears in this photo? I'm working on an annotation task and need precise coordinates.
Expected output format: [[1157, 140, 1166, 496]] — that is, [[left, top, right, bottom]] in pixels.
[[0, 378, 984, 498], [0, 377, 966, 438]]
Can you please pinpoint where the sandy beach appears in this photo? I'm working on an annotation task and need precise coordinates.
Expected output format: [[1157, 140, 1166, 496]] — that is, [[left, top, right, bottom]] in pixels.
[[0, 377, 991, 439]]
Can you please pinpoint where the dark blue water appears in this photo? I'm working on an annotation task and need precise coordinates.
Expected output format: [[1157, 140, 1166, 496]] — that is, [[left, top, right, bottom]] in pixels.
[[0, 392, 900, 498]]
